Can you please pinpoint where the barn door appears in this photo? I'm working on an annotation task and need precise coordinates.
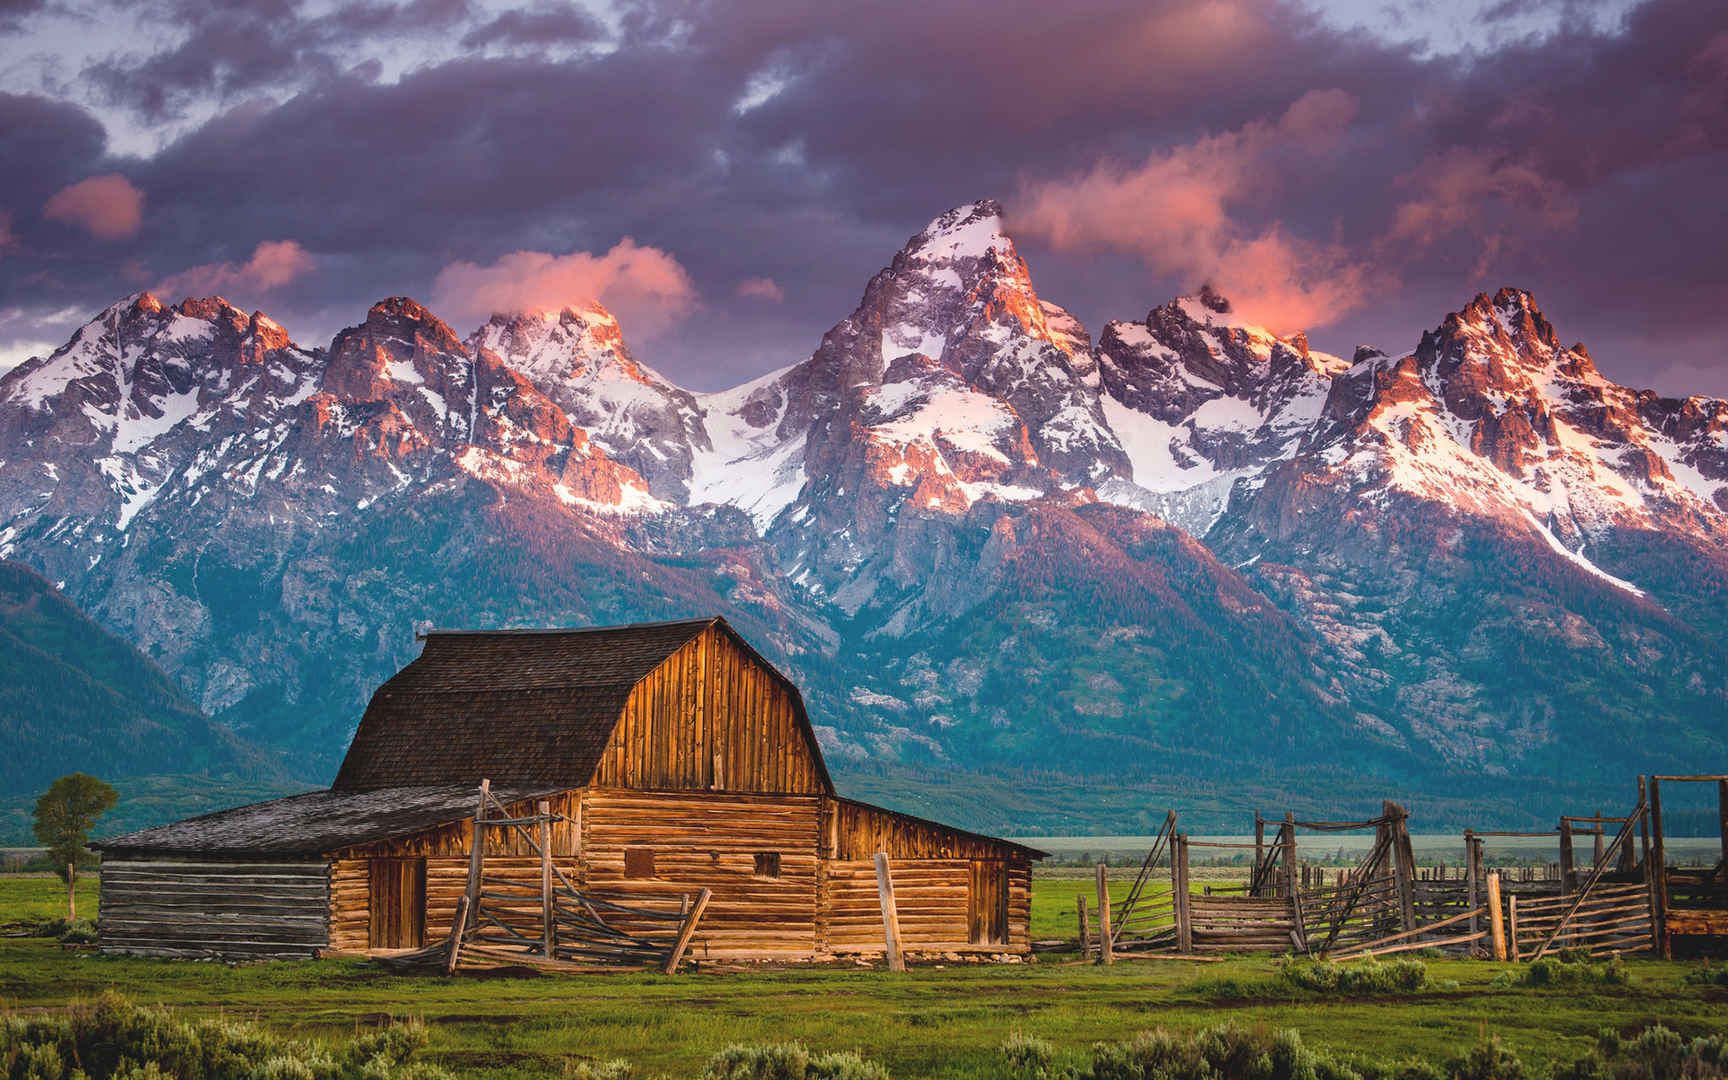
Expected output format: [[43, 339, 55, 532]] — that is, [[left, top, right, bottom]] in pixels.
[[968, 860, 1008, 946], [369, 858, 426, 949]]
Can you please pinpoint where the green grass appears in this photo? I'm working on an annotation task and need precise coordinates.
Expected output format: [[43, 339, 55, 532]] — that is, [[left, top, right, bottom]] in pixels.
[[0, 874, 98, 923], [0, 876, 1719, 1080]]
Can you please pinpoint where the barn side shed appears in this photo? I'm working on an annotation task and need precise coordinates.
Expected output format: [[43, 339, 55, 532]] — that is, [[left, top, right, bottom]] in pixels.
[[96, 617, 1042, 962]]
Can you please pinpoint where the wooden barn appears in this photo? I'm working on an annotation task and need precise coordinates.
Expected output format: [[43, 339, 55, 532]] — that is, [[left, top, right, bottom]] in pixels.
[[95, 618, 1041, 962]]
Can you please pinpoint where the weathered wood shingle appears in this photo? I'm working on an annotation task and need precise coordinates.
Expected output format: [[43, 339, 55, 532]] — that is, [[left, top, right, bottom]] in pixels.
[[96, 783, 554, 856], [331, 618, 719, 790]]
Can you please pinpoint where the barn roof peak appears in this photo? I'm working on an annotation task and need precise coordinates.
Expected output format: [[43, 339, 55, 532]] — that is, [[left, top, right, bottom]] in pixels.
[[331, 615, 833, 794], [417, 616, 721, 640]]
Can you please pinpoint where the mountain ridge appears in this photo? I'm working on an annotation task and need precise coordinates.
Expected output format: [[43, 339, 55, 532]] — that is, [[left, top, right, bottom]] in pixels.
[[2, 200, 1724, 830]]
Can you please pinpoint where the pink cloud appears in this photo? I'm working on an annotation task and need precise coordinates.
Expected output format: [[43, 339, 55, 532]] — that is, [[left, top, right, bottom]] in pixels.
[[42, 174, 145, 240], [1013, 89, 1368, 333], [736, 276, 785, 302], [430, 238, 697, 335], [156, 239, 316, 299]]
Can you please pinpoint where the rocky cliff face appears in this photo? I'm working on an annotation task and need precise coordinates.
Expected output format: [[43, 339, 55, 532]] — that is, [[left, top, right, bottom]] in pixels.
[[3, 206, 1725, 821]]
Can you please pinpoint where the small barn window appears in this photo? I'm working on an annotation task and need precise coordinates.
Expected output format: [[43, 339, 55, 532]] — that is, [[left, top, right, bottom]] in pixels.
[[753, 852, 781, 879], [624, 848, 656, 879]]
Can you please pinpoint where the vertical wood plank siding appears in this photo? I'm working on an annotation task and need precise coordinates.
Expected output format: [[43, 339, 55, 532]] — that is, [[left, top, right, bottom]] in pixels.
[[99, 858, 330, 959], [595, 627, 824, 794]]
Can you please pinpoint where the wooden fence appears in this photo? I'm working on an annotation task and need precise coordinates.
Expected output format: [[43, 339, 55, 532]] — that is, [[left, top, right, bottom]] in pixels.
[[1088, 793, 1662, 964]]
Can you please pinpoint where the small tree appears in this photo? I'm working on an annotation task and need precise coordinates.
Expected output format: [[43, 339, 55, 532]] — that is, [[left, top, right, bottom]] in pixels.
[[32, 773, 118, 921]]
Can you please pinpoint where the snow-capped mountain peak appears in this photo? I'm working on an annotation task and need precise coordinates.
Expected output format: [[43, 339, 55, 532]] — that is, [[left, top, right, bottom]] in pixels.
[[903, 198, 1013, 263], [466, 302, 707, 502]]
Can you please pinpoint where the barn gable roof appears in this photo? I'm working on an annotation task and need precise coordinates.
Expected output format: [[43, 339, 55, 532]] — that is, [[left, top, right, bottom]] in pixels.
[[94, 783, 556, 857], [331, 616, 832, 793]]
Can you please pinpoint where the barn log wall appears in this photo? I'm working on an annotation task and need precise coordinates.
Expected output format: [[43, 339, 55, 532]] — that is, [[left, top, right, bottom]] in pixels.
[[99, 858, 330, 959], [595, 627, 825, 794], [827, 859, 968, 950], [581, 789, 823, 957], [326, 789, 1031, 959], [825, 800, 1033, 954]]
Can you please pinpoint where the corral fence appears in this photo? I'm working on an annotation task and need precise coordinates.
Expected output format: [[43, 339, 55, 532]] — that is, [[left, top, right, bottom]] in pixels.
[[1077, 784, 1672, 964]]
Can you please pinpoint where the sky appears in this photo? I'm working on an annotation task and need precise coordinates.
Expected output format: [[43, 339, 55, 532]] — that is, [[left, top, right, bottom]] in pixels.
[[0, 0, 1723, 395]]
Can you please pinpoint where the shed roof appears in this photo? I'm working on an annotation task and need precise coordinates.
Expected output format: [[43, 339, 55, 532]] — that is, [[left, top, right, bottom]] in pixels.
[[331, 616, 832, 793], [94, 784, 555, 857]]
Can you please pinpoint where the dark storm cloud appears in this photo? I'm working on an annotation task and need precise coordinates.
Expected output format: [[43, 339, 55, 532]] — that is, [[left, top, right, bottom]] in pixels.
[[460, 3, 606, 50], [0, 0, 46, 35], [83, 0, 480, 122], [0, 92, 114, 291], [1, 0, 1725, 393]]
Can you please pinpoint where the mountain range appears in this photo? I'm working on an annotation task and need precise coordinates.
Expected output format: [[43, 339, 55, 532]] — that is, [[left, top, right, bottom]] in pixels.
[[2, 199, 1724, 833]]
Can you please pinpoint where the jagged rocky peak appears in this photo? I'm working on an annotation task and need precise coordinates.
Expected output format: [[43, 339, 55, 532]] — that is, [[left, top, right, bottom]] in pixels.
[[1089, 287, 1352, 535], [355, 296, 463, 351], [0, 291, 314, 426], [779, 198, 1127, 532], [467, 302, 707, 502], [320, 296, 472, 412], [471, 303, 634, 378]]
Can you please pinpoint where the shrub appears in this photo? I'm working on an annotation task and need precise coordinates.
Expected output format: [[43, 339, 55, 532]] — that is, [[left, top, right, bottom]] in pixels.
[[701, 1043, 888, 1080], [1281, 958, 1437, 994], [0, 992, 449, 1080], [1683, 964, 1728, 988], [806, 1051, 890, 1080], [999, 1032, 1061, 1080], [56, 919, 97, 945], [1553, 1024, 1728, 1080], [1081, 1024, 1360, 1080], [1491, 953, 1628, 989], [566, 1061, 634, 1080], [1450, 1038, 1525, 1080]]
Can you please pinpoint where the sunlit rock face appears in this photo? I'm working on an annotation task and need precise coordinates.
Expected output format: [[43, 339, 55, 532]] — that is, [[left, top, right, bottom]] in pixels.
[[4, 208, 1728, 807]]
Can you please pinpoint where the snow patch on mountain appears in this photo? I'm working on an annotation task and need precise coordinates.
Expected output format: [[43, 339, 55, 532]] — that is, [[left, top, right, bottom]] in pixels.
[[689, 365, 807, 530]]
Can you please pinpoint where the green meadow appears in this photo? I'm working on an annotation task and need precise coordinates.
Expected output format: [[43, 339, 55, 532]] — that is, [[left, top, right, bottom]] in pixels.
[[1, 875, 1723, 1079]]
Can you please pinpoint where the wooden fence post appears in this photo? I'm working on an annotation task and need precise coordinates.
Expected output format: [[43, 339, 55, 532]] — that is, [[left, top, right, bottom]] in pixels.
[[538, 799, 554, 959], [444, 778, 491, 973], [465, 779, 491, 913], [1465, 829, 1480, 939], [1387, 803, 1417, 934], [1507, 894, 1520, 962], [1486, 872, 1506, 961], [1559, 818, 1575, 894], [1076, 894, 1091, 961], [1174, 835, 1193, 954], [1096, 862, 1114, 965], [1650, 778, 1668, 959], [663, 888, 712, 974], [1253, 813, 1266, 898], [1282, 813, 1297, 900], [874, 852, 905, 972], [1718, 779, 1728, 874], [444, 896, 471, 975], [67, 863, 76, 922]]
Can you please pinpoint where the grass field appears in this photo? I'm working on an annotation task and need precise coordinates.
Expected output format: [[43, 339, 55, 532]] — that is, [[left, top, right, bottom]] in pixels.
[[1, 875, 1722, 1079]]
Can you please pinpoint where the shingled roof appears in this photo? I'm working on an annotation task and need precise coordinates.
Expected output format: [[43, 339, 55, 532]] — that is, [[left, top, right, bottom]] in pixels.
[[331, 617, 824, 791], [94, 784, 556, 856]]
